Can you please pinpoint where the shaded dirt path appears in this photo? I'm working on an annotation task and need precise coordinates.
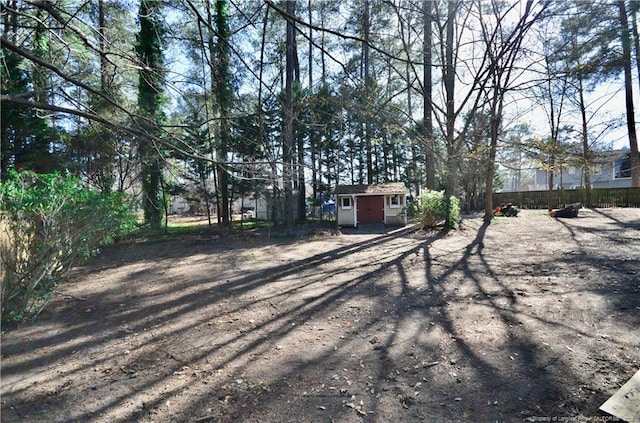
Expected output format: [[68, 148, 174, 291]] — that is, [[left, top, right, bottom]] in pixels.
[[2, 208, 639, 422]]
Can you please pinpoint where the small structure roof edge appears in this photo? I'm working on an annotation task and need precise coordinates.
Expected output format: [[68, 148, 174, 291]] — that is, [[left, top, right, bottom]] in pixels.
[[335, 183, 406, 195]]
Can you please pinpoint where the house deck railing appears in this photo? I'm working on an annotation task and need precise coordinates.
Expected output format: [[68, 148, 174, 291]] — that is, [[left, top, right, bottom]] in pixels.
[[493, 187, 640, 209]]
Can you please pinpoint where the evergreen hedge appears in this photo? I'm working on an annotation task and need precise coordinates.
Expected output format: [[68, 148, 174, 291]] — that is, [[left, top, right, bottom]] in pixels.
[[1, 171, 136, 324]]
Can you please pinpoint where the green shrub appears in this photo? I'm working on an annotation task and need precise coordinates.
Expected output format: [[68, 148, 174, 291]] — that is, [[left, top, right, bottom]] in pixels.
[[413, 190, 461, 229], [1, 171, 136, 324]]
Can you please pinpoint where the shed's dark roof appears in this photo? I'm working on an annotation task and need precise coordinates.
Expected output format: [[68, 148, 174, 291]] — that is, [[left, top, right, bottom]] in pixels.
[[335, 183, 406, 195]]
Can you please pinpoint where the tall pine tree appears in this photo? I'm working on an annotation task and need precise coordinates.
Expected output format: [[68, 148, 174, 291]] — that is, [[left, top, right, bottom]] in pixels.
[[136, 0, 165, 228]]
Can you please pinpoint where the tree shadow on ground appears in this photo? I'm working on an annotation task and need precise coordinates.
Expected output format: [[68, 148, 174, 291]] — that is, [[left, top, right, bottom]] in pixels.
[[2, 211, 638, 422]]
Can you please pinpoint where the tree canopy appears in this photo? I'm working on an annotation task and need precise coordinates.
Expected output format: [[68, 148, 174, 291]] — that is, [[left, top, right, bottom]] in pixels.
[[1, 0, 638, 228]]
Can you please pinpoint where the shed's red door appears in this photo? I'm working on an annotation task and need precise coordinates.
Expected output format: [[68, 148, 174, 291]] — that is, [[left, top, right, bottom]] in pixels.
[[357, 196, 384, 223]]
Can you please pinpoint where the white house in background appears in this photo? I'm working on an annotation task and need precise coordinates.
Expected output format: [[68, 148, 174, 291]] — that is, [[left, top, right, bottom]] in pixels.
[[233, 190, 300, 222], [530, 150, 638, 191], [335, 183, 407, 228], [170, 196, 190, 214], [232, 195, 261, 219]]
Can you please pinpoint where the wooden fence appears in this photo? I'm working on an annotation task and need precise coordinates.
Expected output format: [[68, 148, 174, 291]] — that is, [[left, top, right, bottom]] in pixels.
[[493, 187, 640, 209]]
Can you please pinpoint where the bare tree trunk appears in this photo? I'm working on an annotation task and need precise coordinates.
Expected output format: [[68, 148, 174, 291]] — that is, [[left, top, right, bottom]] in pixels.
[[364, 0, 373, 185], [98, 0, 108, 94], [296, 116, 306, 222], [547, 168, 554, 210], [295, 4, 305, 223], [577, 76, 592, 206], [443, 0, 457, 227], [257, 6, 279, 226], [630, 2, 640, 95], [618, 1, 640, 188], [483, 85, 501, 222], [283, 0, 295, 229], [423, 0, 435, 191], [480, 0, 543, 221], [213, 1, 231, 226], [193, 16, 215, 227], [308, 0, 318, 202], [541, 49, 568, 211]]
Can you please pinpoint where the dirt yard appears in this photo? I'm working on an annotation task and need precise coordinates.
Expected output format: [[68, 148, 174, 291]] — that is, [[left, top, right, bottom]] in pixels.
[[2, 208, 639, 422]]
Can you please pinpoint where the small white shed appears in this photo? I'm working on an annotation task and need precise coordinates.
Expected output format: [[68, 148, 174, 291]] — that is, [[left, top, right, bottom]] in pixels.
[[335, 183, 407, 228]]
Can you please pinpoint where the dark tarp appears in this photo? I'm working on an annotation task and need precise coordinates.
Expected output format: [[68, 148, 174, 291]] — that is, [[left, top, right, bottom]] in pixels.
[[552, 202, 582, 218]]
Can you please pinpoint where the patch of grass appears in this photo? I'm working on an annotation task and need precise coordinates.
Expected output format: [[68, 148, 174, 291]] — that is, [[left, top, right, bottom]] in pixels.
[[166, 220, 212, 231], [124, 221, 213, 242], [168, 220, 211, 228], [232, 220, 270, 230]]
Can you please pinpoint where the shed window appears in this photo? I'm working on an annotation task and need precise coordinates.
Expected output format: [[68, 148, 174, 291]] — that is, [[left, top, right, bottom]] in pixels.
[[390, 194, 401, 208], [341, 197, 352, 209]]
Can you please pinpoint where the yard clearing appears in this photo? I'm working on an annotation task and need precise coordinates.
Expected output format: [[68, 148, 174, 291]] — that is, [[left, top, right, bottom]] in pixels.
[[2, 208, 639, 422]]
